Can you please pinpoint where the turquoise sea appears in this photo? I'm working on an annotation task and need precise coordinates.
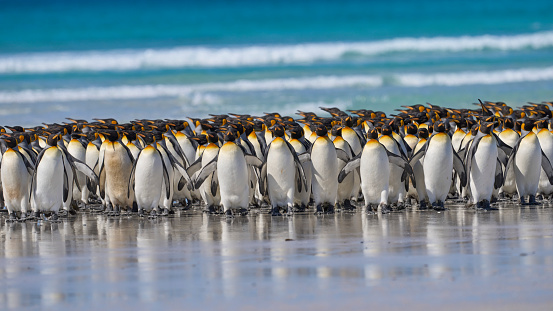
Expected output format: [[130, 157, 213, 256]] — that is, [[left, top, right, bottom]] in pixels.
[[1, 0, 553, 125]]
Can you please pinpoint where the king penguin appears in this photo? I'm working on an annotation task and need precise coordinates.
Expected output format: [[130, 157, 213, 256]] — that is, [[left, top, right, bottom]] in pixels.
[[410, 120, 466, 210], [193, 128, 262, 216], [1, 136, 35, 221], [339, 129, 414, 213]]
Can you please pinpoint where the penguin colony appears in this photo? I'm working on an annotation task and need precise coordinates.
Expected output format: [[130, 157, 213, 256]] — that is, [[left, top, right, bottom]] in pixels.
[[2, 100, 553, 221]]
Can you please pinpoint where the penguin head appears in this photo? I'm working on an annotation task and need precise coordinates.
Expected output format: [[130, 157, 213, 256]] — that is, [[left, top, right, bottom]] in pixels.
[[46, 133, 62, 146], [205, 131, 219, 144], [380, 125, 393, 136], [503, 117, 515, 129], [366, 129, 379, 140], [314, 125, 328, 137], [479, 121, 494, 135], [433, 121, 448, 133], [289, 126, 304, 140], [331, 125, 342, 138], [521, 120, 535, 135], [405, 123, 418, 135], [341, 116, 354, 128], [535, 119, 548, 130], [2, 136, 18, 148], [102, 130, 120, 142], [190, 134, 208, 146], [223, 128, 239, 142], [418, 128, 429, 139], [270, 125, 286, 138]]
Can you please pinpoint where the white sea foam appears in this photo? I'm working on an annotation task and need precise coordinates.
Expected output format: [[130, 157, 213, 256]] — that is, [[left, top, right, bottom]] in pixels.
[[1, 31, 553, 73], [0, 75, 383, 103], [0, 66, 552, 104]]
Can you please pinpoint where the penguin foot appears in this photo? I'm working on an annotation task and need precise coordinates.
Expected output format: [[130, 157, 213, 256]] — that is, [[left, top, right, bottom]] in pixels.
[[148, 210, 158, 219], [238, 208, 248, 216], [432, 201, 446, 211], [203, 205, 216, 214], [324, 203, 335, 214], [34, 211, 41, 220], [7, 212, 17, 222], [396, 202, 405, 211], [49, 213, 60, 222], [225, 209, 234, 218], [138, 209, 145, 217], [343, 200, 356, 212], [418, 201, 428, 210], [286, 206, 294, 216], [379, 203, 390, 214], [58, 210, 68, 218], [271, 206, 282, 216], [314, 204, 324, 215], [19, 212, 28, 222], [160, 208, 170, 216], [528, 195, 539, 206]]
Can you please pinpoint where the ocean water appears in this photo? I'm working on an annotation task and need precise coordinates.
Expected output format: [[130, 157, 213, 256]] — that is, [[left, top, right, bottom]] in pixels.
[[1, 0, 553, 125]]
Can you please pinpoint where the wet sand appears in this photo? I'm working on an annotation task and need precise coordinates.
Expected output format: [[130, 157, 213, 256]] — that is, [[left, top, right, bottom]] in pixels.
[[1, 203, 553, 310]]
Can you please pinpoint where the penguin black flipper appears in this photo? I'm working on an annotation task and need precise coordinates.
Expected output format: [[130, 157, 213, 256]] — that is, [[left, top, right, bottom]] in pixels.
[[186, 156, 203, 177], [494, 158, 504, 189], [194, 157, 218, 189], [386, 150, 415, 187], [338, 153, 362, 183], [157, 149, 172, 199], [58, 142, 98, 187], [284, 140, 308, 190], [19, 150, 35, 175], [119, 140, 135, 163], [211, 170, 219, 196], [164, 133, 190, 167], [62, 165, 70, 203], [452, 148, 467, 187], [409, 136, 432, 166], [503, 140, 521, 182], [256, 133, 267, 155], [541, 151, 553, 185], [259, 162, 268, 196], [335, 148, 350, 162], [494, 133, 512, 166], [299, 137, 312, 152]]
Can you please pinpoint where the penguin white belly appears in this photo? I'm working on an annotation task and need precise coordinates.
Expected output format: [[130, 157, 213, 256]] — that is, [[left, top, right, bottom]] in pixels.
[[537, 131, 553, 196], [266, 138, 296, 208], [199, 144, 221, 206], [86, 143, 101, 203], [360, 141, 390, 205], [1, 149, 30, 214], [310, 137, 338, 205], [423, 133, 453, 204], [218, 143, 249, 210], [342, 128, 362, 155], [177, 134, 197, 166], [34, 147, 64, 212], [134, 147, 163, 211], [290, 140, 312, 207], [514, 134, 541, 197], [469, 136, 498, 203], [68, 140, 87, 203], [104, 142, 133, 208]]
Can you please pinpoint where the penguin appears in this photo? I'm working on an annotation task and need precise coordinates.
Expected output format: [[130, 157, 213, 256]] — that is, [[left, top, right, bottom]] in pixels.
[[31, 133, 98, 220], [503, 120, 553, 205], [97, 130, 135, 215], [410, 120, 467, 210], [338, 129, 414, 213], [536, 120, 553, 198], [309, 125, 349, 214], [332, 126, 357, 211], [261, 125, 307, 216], [498, 117, 520, 198], [193, 128, 262, 216], [84, 131, 102, 205], [67, 133, 87, 209], [288, 125, 312, 212], [378, 125, 408, 209], [0, 136, 35, 221], [411, 128, 430, 208], [464, 122, 503, 210]]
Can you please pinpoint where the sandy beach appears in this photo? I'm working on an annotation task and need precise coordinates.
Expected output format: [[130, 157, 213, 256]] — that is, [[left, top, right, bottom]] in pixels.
[[1, 203, 552, 310]]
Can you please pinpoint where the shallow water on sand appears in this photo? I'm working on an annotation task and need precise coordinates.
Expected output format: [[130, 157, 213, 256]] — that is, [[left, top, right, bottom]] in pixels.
[[1, 203, 553, 310]]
